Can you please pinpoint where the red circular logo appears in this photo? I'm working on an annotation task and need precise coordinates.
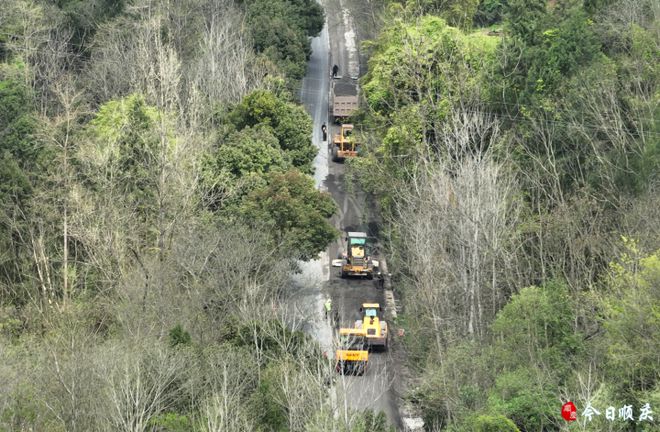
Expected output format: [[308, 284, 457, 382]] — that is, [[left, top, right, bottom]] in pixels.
[[562, 401, 577, 421]]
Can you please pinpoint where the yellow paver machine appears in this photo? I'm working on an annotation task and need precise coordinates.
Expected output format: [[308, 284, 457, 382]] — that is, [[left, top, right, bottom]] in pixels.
[[335, 328, 368, 375]]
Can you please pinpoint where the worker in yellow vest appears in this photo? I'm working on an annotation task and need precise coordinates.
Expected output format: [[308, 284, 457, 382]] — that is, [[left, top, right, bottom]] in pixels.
[[324, 297, 332, 319]]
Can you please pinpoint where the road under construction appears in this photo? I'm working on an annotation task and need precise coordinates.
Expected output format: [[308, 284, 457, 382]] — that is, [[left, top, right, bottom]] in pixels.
[[289, 0, 406, 428]]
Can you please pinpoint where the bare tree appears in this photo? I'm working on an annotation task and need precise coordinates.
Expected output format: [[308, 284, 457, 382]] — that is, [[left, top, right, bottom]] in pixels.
[[97, 341, 188, 432], [40, 78, 86, 307], [394, 108, 520, 348], [200, 347, 258, 432], [87, 0, 264, 131], [191, 1, 267, 109], [37, 315, 103, 432], [1, 0, 59, 88]]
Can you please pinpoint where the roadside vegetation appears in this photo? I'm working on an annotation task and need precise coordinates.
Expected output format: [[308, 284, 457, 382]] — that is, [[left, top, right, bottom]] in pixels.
[[1, 0, 657, 431], [355, 0, 658, 430]]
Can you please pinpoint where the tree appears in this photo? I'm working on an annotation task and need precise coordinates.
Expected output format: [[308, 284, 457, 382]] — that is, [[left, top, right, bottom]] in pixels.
[[503, 0, 546, 44], [485, 281, 584, 430], [0, 62, 55, 306], [211, 126, 287, 179], [406, 0, 480, 28], [228, 89, 316, 173], [72, 93, 197, 297], [494, 0, 600, 110], [601, 241, 660, 399], [243, 0, 323, 80], [199, 346, 258, 432], [242, 170, 337, 261], [390, 107, 519, 346], [0, 63, 46, 173], [54, 0, 126, 53], [168, 324, 191, 347], [462, 414, 520, 432], [192, 1, 268, 110], [97, 341, 189, 432], [200, 125, 287, 211], [81, 94, 162, 237], [37, 309, 104, 432], [41, 77, 85, 306], [474, 0, 508, 26]]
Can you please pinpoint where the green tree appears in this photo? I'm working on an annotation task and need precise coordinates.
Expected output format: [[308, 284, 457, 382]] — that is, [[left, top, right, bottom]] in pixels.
[[407, 0, 480, 28], [458, 414, 520, 431], [491, 281, 583, 374], [242, 170, 337, 261], [532, 7, 600, 97], [84, 94, 162, 225], [413, 340, 491, 428], [601, 241, 660, 399], [200, 125, 287, 211], [475, 0, 507, 26], [495, 1, 600, 109], [0, 63, 46, 173], [244, 0, 324, 80], [504, 0, 546, 43], [214, 126, 287, 178], [74, 92, 193, 292], [486, 369, 557, 430], [168, 324, 191, 347], [486, 282, 584, 430], [228, 90, 316, 173]]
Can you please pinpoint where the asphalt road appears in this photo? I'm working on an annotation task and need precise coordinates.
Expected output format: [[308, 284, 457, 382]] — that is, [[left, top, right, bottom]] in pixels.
[[292, 1, 403, 428]]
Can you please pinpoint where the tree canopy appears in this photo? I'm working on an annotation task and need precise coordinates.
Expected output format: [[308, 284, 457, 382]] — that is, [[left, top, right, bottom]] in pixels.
[[227, 89, 317, 173], [0, 1, 339, 429], [354, 0, 659, 429], [242, 170, 338, 261]]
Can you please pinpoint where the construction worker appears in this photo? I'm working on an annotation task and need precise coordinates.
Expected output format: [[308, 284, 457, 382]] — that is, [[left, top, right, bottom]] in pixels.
[[321, 123, 327, 141], [377, 272, 384, 289], [324, 297, 332, 319]]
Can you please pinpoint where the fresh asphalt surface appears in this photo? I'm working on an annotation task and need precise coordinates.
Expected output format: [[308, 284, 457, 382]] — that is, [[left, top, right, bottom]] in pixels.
[[290, 1, 403, 428]]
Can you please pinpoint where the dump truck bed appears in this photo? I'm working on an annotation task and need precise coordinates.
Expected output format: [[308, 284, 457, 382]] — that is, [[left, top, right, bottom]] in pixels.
[[332, 80, 358, 120]]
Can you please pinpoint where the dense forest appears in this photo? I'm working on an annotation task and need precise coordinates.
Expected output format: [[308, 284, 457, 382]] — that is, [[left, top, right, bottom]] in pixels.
[[0, 0, 657, 431], [354, 0, 658, 430], [0, 0, 361, 431]]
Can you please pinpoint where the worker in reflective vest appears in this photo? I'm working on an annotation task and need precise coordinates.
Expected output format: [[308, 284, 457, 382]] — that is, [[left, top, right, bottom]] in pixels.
[[324, 297, 332, 319]]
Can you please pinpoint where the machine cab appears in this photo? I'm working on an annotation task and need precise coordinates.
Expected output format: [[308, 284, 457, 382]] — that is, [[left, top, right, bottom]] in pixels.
[[347, 232, 367, 260]]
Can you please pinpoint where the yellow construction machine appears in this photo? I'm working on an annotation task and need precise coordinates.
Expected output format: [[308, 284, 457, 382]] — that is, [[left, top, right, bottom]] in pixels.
[[338, 232, 378, 279], [355, 303, 389, 350], [335, 328, 368, 375], [331, 124, 359, 162]]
